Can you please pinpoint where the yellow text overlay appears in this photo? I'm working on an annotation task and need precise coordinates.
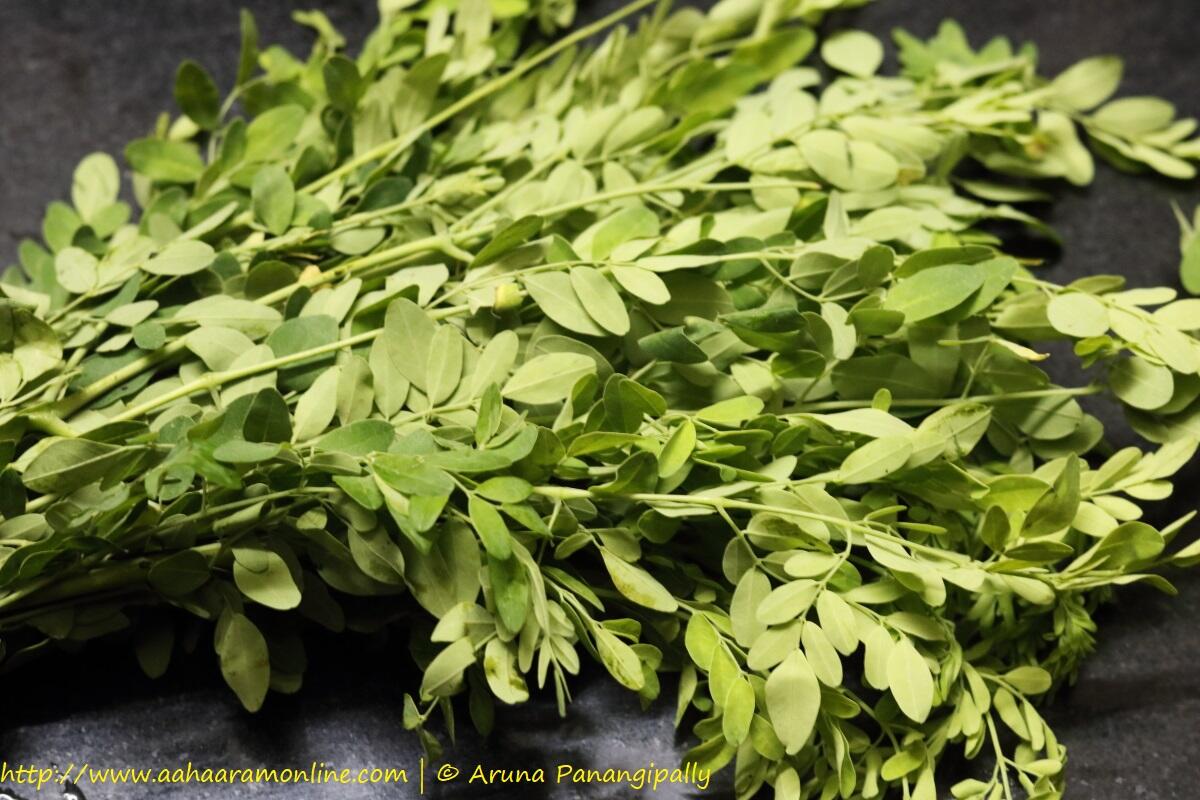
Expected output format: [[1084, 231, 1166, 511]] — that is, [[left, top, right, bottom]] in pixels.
[[1, 759, 712, 794], [1, 761, 412, 793]]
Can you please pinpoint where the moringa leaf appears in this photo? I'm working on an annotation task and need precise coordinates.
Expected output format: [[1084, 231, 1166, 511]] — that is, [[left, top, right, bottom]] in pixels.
[[1109, 356, 1174, 410], [23, 439, 127, 494], [599, 548, 678, 612], [884, 264, 987, 322], [524, 272, 607, 337], [233, 546, 302, 610], [887, 638, 933, 723], [216, 612, 270, 712], [766, 651, 820, 755], [252, 165, 296, 236], [174, 60, 221, 129], [502, 352, 595, 404], [472, 216, 542, 268], [839, 436, 913, 484], [569, 267, 630, 335], [821, 30, 884, 77], [144, 240, 216, 276], [126, 138, 204, 183]]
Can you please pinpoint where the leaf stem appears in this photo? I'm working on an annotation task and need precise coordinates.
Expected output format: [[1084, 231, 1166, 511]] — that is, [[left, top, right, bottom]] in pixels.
[[304, 0, 661, 194], [108, 304, 471, 424], [787, 385, 1103, 413], [2, 487, 339, 615], [51, 172, 792, 420], [532, 485, 972, 563]]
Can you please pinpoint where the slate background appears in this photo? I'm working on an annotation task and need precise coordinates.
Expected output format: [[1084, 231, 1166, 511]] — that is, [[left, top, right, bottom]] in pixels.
[[2, 1, 1199, 798]]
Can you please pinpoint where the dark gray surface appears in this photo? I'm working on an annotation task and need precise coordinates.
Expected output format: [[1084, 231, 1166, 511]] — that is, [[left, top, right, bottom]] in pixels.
[[2, 1, 1199, 798]]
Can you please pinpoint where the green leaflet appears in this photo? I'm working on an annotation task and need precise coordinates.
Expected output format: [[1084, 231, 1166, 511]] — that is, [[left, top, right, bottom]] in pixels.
[[757, 580, 820, 625], [471, 216, 542, 268], [720, 674, 755, 745], [71, 153, 120, 222], [215, 612, 270, 712], [336, 359, 373, 426], [1050, 56, 1123, 111], [420, 638, 476, 699], [799, 129, 899, 192], [483, 638, 529, 705], [323, 55, 363, 113], [380, 298, 436, 390], [426, 325, 465, 404], [884, 263, 987, 322], [569, 267, 630, 335], [599, 548, 678, 612], [347, 526, 406, 584], [174, 296, 282, 337], [1109, 356, 1174, 410], [766, 651, 821, 755], [315, 419, 395, 455], [244, 104, 306, 163], [821, 30, 884, 77], [148, 550, 211, 596], [144, 240, 216, 276], [233, 546, 302, 610], [488, 553, 529, 633], [468, 495, 512, 560], [595, 627, 644, 691], [175, 60, 221, 129], [374, 453, 455, 496], [584, 205, 659, 260], [611, 266, 671, 305], [887, 637, 934, 723], [501, 352, 595, 404], [1181, 224, 1200, 295], [833, 355, 940, 399], [251, 165, 296, 236], [730, 569, 770, 647], [523, 272, 607, 336], [838, 436, 912, 484], [657, 418, 696, 478], [801, 622, 842, 687], [22, 439, 129, 494], [696, 396, 764, 425], [54, 247, 97, 294], [1047, 293, 1110, 338], [186, 326, 255, 371], [469, 330, 518, 398], [125, 138, 205, 183]]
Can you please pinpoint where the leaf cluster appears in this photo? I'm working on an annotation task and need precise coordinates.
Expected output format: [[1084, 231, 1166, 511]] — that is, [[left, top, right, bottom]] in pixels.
[[2, 2, 1200, 799]]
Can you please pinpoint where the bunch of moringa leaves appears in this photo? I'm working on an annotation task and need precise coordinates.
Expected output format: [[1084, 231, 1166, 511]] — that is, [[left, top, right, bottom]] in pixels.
[[4, 0, 1200, 797]]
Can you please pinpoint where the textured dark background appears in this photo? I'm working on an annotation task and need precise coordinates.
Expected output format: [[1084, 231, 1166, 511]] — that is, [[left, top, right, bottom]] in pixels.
[[2, 1, 1200, 798]]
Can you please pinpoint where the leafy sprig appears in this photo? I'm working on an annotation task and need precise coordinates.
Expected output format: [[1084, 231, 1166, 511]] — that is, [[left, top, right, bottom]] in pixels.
[[2, 2, 1200, 799]]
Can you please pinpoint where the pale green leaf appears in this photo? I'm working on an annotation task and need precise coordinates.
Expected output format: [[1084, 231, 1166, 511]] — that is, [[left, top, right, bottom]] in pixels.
[[1109, 356, 1174, 410], [887, 637, 934, 722], [839, 436, 913, 484], [501, 352, 595, 404], [569, 267, 630, 335], [600, 548, 678, 612], [821, 30, 884, 77], [144, 240, 216, 277], [765, 650, 820, 755]]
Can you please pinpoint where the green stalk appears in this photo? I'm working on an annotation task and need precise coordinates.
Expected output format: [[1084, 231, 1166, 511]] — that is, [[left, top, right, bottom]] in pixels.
[[532, 486, 977, 563], [52, 170, 773, 420], [109, 304, 470, 424], [787, 385, 1104, 413], [304, 0, 662, 194]]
